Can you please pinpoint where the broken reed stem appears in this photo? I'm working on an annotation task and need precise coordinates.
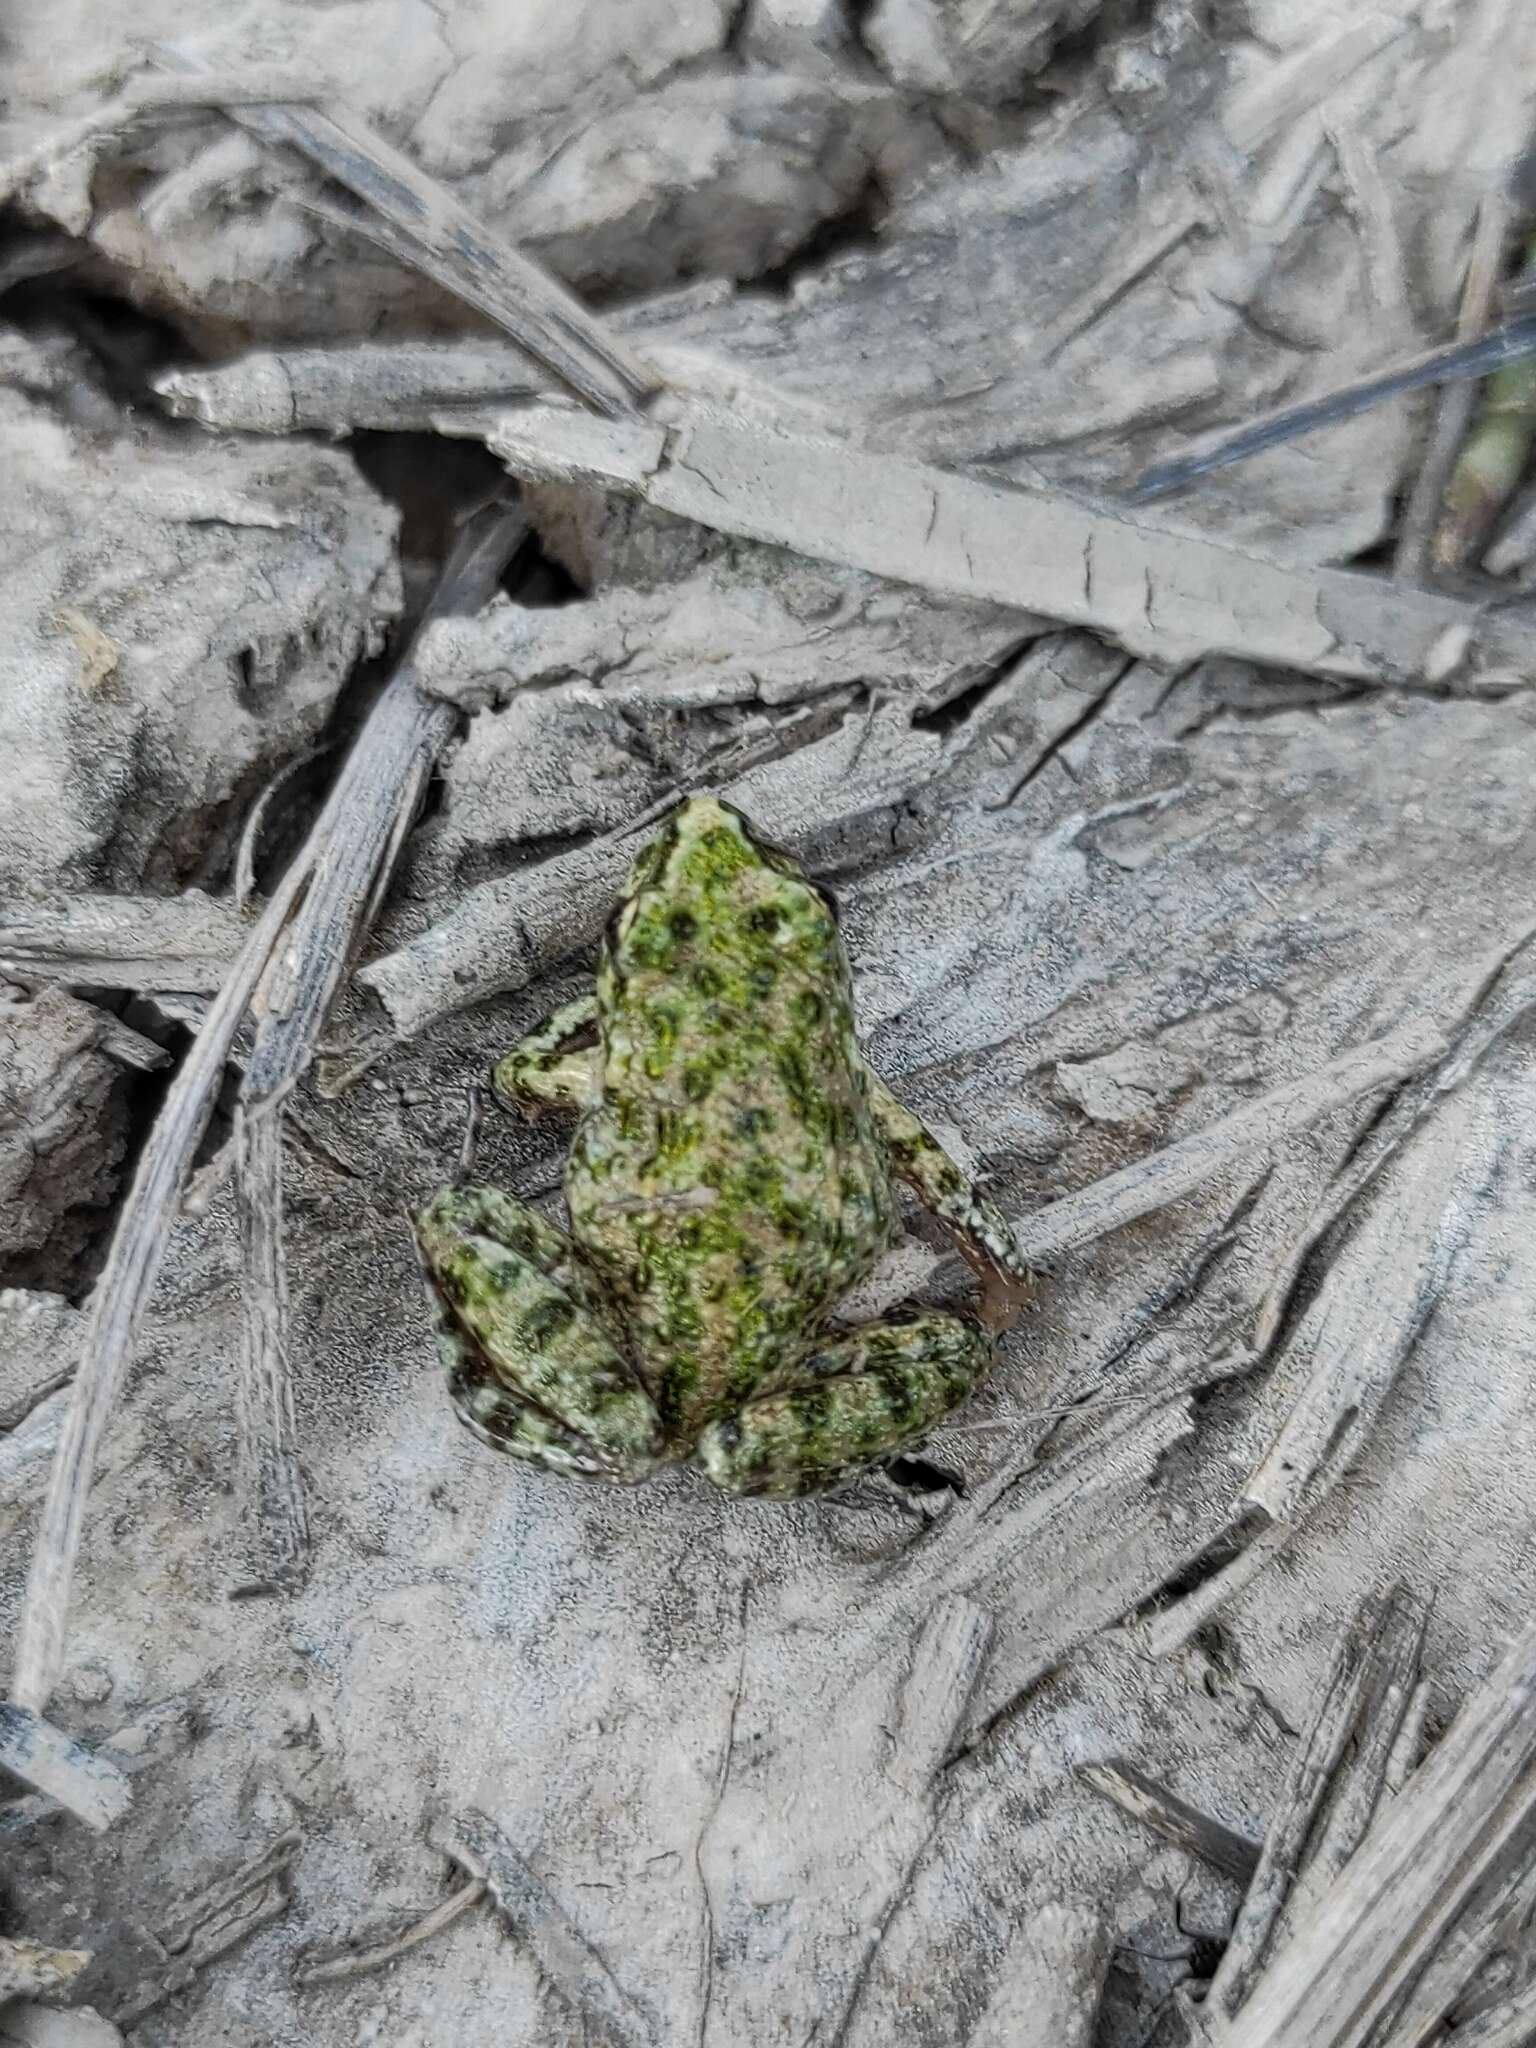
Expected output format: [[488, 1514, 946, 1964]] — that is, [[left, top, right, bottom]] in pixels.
[[1209, 1588, 1401, 2017], [8, 499, 526, 1731], [485, 400, 1536, 700]]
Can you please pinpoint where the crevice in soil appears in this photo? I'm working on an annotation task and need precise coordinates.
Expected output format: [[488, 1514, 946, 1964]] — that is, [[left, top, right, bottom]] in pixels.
[[755, 172, 888, 296]]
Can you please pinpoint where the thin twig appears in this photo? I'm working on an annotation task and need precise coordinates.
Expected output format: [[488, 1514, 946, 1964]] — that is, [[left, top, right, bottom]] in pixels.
[[159, 1828, 303, 1953], [1134, 314, 1536, 500], [10, 850, 313, 1719], [294, 1877, 487, 1988], [230, 499, 525, 1585], [234, 740, 335, 913]]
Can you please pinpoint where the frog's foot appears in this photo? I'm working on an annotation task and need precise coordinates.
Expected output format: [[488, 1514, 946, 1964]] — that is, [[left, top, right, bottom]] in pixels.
[[860, 1066, 1033, 1330], [693, 1309, 993, 1499], [491, 994, 602, 1113], [414, 1182, 662, 1484]]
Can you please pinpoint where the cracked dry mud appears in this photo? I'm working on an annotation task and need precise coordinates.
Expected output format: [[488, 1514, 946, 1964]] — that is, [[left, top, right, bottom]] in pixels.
[[8, 3, 1536, 2045]]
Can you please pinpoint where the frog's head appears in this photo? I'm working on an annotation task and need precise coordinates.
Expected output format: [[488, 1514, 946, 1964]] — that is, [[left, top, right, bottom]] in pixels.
[[625, 795, 773, 898], [608, 793, 842, 985]]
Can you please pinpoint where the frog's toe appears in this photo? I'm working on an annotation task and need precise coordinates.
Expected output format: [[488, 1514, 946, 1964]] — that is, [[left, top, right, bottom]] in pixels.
[[693, 1309, 992, 1499]]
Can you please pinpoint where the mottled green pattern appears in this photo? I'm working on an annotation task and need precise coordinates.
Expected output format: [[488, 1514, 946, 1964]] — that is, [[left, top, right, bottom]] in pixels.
[[416, 795, 1032, 1497], [695, 1310, 993, 1498]]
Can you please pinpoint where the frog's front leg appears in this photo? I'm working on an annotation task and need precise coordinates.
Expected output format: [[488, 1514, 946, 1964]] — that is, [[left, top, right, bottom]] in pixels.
[[491, 994, 602, 1112], [861, 1065, 1032, 1324], [414, 1183, 662, 1483], [693, 1310, 992, 1498]]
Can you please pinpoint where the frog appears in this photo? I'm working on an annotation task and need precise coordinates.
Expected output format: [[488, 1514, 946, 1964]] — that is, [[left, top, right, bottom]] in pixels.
[[413, 794, 1031, 1499]]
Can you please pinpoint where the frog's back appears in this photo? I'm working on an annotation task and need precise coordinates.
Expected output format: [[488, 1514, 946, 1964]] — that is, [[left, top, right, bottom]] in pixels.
[[566, 798, 897, 1441]]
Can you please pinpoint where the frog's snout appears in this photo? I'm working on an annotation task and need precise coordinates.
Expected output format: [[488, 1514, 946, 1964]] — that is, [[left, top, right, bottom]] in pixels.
[[668, 792, 748, 841]]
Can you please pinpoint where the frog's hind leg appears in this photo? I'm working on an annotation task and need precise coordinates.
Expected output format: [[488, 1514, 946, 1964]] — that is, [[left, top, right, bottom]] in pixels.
[[693, 1310, 993, 1499], [491, 994, 601, 1111], [860, 1065, 1032, 1323], [415, 1182, 662, 1483], [442, 1324, 625, 1480]]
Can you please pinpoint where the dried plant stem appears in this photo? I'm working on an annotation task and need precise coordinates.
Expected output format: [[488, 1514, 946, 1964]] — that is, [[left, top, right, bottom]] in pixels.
[[1434, 227, 1536, 571], [233, 1104, 307, 1588], [8, 499, 525, 1746], [1078, 1760, 1261, 1887], [150, 46, 659, 416], [294, 1878, 487, 1988], [10, 854, 313, 1715], [1394, 190, 1510, 581]]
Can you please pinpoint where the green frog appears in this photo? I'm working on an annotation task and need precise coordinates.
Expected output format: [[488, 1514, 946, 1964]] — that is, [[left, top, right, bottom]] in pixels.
[[414, 795, 1029, 1498]]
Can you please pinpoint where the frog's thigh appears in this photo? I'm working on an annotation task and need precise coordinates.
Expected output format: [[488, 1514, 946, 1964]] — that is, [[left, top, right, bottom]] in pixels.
[[491, 994, 601, 1111], [416, 1183, 661, 1482], [860, 1064, 1030, 1286], [694, 1311, 993, 1499], [436, 1317, 630, 1481]]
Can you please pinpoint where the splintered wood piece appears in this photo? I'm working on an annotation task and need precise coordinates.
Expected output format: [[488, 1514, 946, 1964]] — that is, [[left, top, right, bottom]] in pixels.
[[0, 1705, 131, 1833], [1270, 1589, 1427, 1945], [0, 1936, 92, 2002], [0, 1693, 197, 1837], [1208, 1589, 1406, 2018], [1079, 1759, 1262, 1887], [1212, 1617, 1536, 2048]]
